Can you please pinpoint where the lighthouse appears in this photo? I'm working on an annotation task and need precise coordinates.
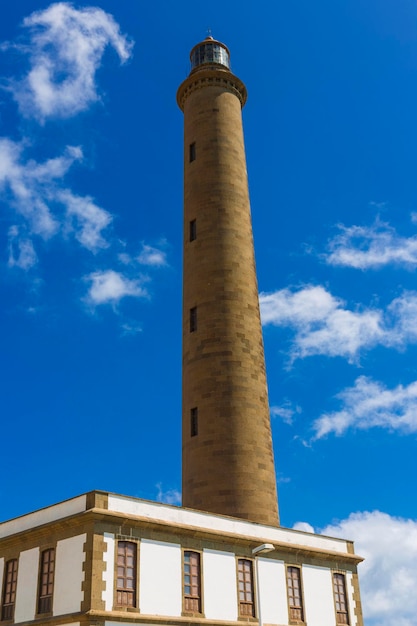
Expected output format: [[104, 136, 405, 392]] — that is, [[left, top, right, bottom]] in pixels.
[[177, 37, 279, 526]]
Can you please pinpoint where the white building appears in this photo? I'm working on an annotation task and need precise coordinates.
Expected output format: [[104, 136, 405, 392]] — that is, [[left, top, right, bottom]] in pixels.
[[0, 490, 363, 626]]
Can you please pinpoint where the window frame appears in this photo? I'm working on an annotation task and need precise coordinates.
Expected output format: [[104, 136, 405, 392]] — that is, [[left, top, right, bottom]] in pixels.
[[333, 572, 350, 625], [1, 558, 18, 622], [190, 407, 198, 437], [190, 306, 197, 332], [37, 547, 55, 615], [285, 564, 305, 624], [189, 142, 196, 162], [189, 219, 197, 242], [237, 557, 255, 618], [182, 550, 202, 614], [115, 540, 138, 609]]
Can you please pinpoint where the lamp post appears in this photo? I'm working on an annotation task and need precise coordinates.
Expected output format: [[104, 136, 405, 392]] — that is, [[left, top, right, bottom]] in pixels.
[[252, 544, 275, 626]]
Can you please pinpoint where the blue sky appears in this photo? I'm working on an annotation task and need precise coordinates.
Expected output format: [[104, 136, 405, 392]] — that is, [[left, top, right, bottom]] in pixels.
[[1, 2, 417, 624]]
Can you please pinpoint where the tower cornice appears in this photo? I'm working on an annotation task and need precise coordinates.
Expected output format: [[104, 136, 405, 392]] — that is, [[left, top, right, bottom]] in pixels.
[[176, 67, 247, 111]]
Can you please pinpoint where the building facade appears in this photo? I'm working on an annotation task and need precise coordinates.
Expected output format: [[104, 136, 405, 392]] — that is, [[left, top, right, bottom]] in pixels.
[[0, 491, 363, 626]]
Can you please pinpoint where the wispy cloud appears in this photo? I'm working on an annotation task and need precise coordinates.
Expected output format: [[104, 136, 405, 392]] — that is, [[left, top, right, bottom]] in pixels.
[[324, 217, 417, 269], [0, 138, 60, 239], [387, 292, 417, 344], [137, 243, 168, 267], [118, 242, 169, 268], [0, 139, 112, 259], [59, 189, 112, 251], [120, 321, 142, 336], [84, 269, 147, 306], [317, 511, 417, 626], [156, 483, 181, 506], [7, 225, 38, 269], [313, 376, 417, 439], [270, 403, 301, 425], [260, 286, 417, 362], [3, 2, 133, 121]]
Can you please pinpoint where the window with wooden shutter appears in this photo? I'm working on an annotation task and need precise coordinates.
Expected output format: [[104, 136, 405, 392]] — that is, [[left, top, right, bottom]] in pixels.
[[1, 559, 18, 621], [237, 558, 255, 617], [286, 566, 304, 622], [116, 541, 137, 607], [333, 573, 349, 624], [38, 548, 55, 614], [183, 551, 201, 612]]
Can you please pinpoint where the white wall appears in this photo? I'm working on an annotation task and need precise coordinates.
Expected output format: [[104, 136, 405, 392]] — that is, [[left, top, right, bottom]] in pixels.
[[14, 547, 39, 623], [139, 539, 181, 616], [102, 533, 115, 611], [53, 534, 86, 616], [108, 494, 350, 555], [0, 496, 86, 539], [257, 558, 288, 625], [202, 549, 238, 621], [303, 565, 335, 626]]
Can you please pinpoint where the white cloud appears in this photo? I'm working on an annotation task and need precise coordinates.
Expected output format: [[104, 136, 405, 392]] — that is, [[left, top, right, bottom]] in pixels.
[[120, 321, 142, 336], [5, 2, 133, 121], [84, 269, 147, 306], [59, 189, 112, 251], [0, 139, 112, 260], [325, 218, 417, 269], [387, 292, 417, 344], [7, 226, 37, 269], [313, 376, 417, 439], [293, 521, 315, 533], [260, 286, 385, 362], [316, 511, 417, 626], [260, 286, 417, 362], [118, 252, 132, 265], [156, 483, 181, 506], [137, 243, 168, 267], [0, 138, 60, 238], [270, 403, 301, 425]]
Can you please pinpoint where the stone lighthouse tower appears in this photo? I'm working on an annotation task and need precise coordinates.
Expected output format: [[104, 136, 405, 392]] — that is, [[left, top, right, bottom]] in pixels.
[[177, 37, 279, 526]]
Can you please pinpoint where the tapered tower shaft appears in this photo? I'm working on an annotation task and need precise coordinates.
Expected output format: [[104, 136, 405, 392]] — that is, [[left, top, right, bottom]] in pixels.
[[177, 38, 279, 526]]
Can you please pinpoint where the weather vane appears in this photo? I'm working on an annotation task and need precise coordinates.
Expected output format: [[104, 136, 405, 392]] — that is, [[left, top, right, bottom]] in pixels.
[[206, 27, 212, 38]]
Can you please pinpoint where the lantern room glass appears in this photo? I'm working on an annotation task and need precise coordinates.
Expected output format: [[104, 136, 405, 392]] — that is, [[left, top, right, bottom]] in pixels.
[[191, 43, 230, 70]]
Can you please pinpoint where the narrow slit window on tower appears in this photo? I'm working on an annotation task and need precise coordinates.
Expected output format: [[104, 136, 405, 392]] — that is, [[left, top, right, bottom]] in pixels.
[[237, 559, 255, 617], [116, 541, 137, 608], [189, 219, 196, 241], [183, 551, 202, 612], [286, 566, 304, 622], [1, 559, 18, 621], [189, 142, 196, 162], [190, 407, 198, 436], [333, 573, 350, 625], [38, 548, 55, 614], [190, 306, 197, 332]]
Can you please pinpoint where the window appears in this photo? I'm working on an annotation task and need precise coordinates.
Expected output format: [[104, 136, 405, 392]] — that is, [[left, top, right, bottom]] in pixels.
[[189, 142, 196, 162], [183, 551, 201, 612], [189, 219, 196, 241], [190, 307, 197, 332], [237, 559, 255, 617], [38, 549, 55, 614], [190, 407, 198, 437], [1, 559, 17, 621], [286, 566, 304, 622], [333, 573, 349, 624], [116, 541, 137, 607]]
